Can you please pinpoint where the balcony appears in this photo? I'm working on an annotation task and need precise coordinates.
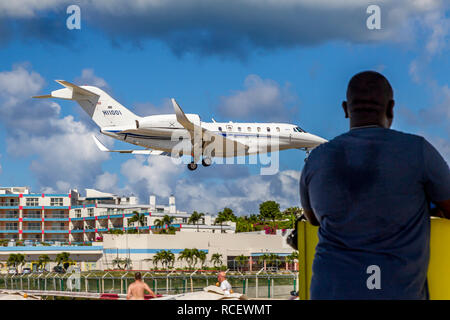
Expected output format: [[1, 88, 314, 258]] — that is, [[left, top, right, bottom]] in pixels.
[[23, 226, 42, 230], [0, 202, 19, 207], [24, 214, 41, 219]]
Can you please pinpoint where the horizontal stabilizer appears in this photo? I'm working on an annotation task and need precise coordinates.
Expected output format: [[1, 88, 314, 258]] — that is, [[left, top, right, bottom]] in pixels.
[[32, 80, 99, 100], [92, 136, 170, 156]]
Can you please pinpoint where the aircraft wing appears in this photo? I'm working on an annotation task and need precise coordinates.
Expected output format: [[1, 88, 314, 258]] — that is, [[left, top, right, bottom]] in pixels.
[[92, 136, 171, 156], [171, 99, 249, 155]]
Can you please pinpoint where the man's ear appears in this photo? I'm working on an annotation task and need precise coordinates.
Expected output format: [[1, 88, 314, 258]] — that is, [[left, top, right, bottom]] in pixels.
[[386, 100, 394, 119], [342, 101, 349, 118]]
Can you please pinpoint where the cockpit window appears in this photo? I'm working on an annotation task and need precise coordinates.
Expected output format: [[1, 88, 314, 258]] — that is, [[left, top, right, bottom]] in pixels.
[[293, 126, 306, 133]]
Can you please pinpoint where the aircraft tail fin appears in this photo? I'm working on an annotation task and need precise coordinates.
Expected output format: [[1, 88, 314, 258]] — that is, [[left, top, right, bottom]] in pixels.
[[33, 80, 140, 128]]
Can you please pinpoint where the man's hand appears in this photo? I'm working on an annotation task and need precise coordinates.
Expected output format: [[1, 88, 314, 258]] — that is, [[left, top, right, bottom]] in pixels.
[[144, 282, 157, 298], [304, 209, 320, 226], [434, 200, 450, 219]]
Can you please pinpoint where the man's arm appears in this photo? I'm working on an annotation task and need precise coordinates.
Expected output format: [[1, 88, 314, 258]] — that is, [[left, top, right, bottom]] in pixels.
[[300, 164, 320, 226], [143, 282, 156, 298], [126, 284, 132, 300], [423, 139, 450, 219], [304, 209, 320, 226]]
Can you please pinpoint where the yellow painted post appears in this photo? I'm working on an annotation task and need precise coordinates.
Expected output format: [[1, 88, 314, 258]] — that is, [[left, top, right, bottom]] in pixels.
[[299, 218, 450, 300], [297, 220, 307, 300], [297, 220, 319, 300], [428, 218, 450, 300]]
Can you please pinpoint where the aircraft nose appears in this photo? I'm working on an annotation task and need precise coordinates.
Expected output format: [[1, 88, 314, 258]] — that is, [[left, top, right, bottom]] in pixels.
[[310, 134, 328, 145]]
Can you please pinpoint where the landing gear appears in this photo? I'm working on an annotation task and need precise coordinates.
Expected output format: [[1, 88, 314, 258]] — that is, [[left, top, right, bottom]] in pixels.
[[187, 162, 198, 171], [202, 157, 212, 167], [304, 149, 310, 162]]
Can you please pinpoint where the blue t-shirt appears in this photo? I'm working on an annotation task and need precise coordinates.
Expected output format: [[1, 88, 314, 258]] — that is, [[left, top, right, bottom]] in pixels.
[[300, 127, 450, 299]]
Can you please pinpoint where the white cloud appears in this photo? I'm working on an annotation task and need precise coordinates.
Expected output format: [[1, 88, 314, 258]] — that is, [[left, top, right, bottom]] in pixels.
[[74, 68, 110, 91], [0, 0, 448, 57], [217, 74, 299, 121], [174, 169, 302, 214], [0, 64, 111, 192], [120, 156, 184, 199], [133, 98, 174, 117], [94, 172, 119, 192], [0, 64, 45, 106]]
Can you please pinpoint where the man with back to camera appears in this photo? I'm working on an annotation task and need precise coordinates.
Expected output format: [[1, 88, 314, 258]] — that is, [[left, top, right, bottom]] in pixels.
[[300, 71, 450, 299], [126, 272, 156, 300]]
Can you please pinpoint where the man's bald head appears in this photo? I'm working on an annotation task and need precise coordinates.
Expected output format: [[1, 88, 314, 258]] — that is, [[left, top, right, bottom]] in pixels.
[[343, 71, 395, 129], [218, 271, 227, 282]]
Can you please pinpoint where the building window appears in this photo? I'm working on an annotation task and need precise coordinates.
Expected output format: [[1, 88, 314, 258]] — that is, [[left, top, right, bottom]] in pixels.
[[75, 209, 81, 218], [52, 222, 65, 230], [52, 210, 65, 218], [26, 222, 41, 230], [26, 198, 39, 206], [5, 210, 18, 218], [50, 198, 64, 206], [28, 210, 41, 218], [6, 223, 18, 230], [88, 208, 94, 217]]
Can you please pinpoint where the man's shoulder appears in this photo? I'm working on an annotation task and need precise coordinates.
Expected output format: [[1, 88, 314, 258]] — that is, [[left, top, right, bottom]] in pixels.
[[313, 128, 424, 151]]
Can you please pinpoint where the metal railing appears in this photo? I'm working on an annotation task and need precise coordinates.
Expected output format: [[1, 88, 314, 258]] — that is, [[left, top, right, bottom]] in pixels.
[[0, 271, 297, 299]]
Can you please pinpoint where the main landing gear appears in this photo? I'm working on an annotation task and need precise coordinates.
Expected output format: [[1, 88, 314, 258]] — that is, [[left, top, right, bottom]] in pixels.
[[187, 157, 212, 170]]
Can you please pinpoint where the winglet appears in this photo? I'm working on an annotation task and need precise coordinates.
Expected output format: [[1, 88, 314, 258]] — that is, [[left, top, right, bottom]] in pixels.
[[172, 98, 194, 131], [92, 136, 110, 152]]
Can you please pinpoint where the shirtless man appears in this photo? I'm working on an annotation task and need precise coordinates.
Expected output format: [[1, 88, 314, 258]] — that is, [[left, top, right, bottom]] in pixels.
[[126, 272, 156, 300]]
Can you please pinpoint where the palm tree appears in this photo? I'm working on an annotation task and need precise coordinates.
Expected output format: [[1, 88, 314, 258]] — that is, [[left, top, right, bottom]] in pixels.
[[283, 207, 303, 228], [6, 254, 18, 272], [38, 254, 51, 271], [122, 257, 132, 270], [210, 253, 223, 269], [112, 257, 123, 270], [55, 252, 72, 270], [7, 254, 26, 273], [234, 255, 249, 272], [188, 211, 205, 232], [214, 215, 226, 233], [258, 253, 271, 271], [195, 250, 207, 269], [178, 248, 195, 270], [154, 215, 175, 234], [286, 251, 299, 269], [128, 211, 147, 234], [158, 250, 175, 270]]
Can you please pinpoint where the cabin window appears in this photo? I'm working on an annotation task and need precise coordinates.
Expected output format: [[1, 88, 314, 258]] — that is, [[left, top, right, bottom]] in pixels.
[[257, 127, 261, 132], [218, 127, 222, 131], [276, 127, 280, 132], [267, 127, 270, 132], [247, 127, 252, 132], [238, 127, 242, 132], [226, 125, 233, 131]]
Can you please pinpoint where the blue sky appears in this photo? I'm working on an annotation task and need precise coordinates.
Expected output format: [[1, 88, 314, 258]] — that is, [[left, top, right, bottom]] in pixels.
[[0, 1, 448, 215]]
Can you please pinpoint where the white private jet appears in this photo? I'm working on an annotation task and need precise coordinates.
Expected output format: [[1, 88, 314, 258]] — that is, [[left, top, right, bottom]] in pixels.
[[34, 80, 327, 170]]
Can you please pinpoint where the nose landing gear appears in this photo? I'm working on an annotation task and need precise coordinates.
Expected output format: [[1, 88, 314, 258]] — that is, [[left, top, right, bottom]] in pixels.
[[187, 162, 198, 171]]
